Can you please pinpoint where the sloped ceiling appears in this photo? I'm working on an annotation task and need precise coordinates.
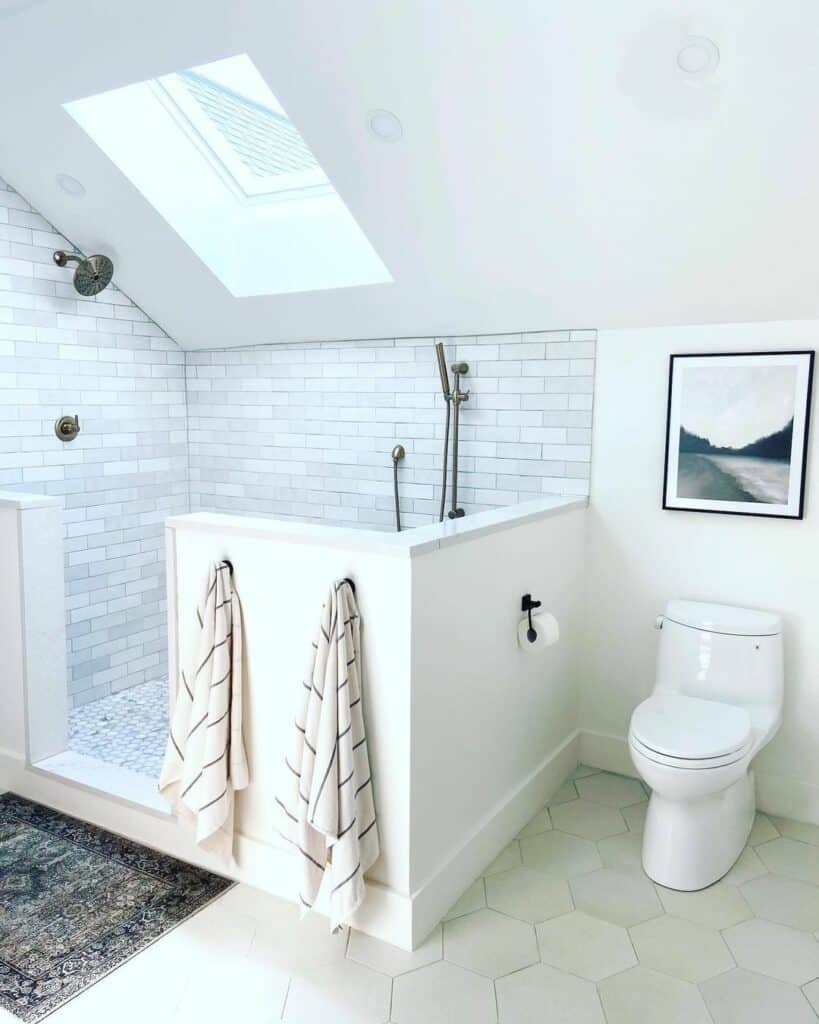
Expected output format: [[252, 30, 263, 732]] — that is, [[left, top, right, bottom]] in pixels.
[[1, 0, 819, 348]]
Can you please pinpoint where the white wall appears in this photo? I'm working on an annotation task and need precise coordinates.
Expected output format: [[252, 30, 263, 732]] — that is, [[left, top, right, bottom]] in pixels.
[[582, 321, 819, 822], [186, 332, 595, 529]]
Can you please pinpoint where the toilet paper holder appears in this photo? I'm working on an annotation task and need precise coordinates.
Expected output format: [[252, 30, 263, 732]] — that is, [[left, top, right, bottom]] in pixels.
[[521, 593, 542, 644]]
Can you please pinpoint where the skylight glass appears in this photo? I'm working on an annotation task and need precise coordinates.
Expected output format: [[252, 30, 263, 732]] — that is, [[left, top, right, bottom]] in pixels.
[[64, 55, 393, 297]]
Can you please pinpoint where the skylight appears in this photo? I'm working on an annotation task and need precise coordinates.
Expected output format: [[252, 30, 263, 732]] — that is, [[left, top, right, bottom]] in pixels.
[[64, 55, 393, 297]]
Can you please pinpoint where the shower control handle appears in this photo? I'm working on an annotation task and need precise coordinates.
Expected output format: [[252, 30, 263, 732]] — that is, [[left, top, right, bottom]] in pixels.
[[55, 414, 81, 442]]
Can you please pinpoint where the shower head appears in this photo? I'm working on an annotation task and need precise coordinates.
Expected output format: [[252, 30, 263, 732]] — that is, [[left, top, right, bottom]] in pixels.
[[53, 250, 114, 296], [434, 341, 451, 397]]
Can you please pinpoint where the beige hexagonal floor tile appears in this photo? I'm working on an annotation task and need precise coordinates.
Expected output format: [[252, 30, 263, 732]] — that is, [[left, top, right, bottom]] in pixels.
[[536, 910, 636, 981], [741, 872, 819, 931], [550, 799, 627, 841], [548, 780, 579, 805], [485, 866, 573, 924], [597, 832, 645, 875], [629, 914, 734, 982], [520, 830, 602, 879], [443, 907, 538, 978], [702, 968, 816, 1024], [496, 963, 605, 1023], [483, 840, 523, 876], [770, 816, 819, 847], [756, 837, 819, 884], [723, 918, 819, 985], [576, 772, 647, 808], [622, 802, 647, 834], [517, 807, 552, 838], [747, 813, 780, 846], [347, 923, 441, 976], [392, 961, 496, 1024], [656, 881, 753, 929], [570, 868, 663, 927], [721, 846, 767, 887], [283, 959, 391, 1024], [442, 877, 486, 921], [598, 966, 711, 1024]]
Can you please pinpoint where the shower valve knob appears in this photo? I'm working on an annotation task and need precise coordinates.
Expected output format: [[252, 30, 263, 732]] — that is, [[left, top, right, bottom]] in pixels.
[[55, 414, 80, 442]]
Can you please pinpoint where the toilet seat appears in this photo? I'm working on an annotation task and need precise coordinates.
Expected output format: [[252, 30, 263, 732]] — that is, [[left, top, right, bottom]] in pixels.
[[630, 694, 752, 768]]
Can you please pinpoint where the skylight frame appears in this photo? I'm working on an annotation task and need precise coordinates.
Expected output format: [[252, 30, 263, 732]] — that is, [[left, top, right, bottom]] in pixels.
[[153, 71, 332, 204]]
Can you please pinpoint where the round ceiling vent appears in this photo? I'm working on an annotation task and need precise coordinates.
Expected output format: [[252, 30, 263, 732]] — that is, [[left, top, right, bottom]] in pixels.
[[676, 36, 720, 76], [56, 173, 86, 198], [367, 109, 403, 142]]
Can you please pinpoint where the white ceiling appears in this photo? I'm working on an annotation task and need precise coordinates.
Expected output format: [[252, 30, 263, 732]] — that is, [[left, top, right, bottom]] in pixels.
[[1, 0, 819, 349]]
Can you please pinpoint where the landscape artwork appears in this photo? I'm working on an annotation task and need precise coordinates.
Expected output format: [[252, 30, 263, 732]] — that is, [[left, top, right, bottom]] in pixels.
[[663, 351, 814, 519]]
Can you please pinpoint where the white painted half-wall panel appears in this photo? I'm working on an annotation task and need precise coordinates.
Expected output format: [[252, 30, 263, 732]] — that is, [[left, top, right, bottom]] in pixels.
[[582, 321, 819, 823]]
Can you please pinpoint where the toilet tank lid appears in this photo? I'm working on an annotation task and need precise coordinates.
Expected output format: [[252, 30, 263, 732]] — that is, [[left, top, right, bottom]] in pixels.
[[665, 600, 781, 637]]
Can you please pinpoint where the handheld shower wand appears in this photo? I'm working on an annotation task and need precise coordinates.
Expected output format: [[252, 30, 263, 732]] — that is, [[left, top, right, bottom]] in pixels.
[[434, 342, 452, 522], [391, 444, 405, 532]]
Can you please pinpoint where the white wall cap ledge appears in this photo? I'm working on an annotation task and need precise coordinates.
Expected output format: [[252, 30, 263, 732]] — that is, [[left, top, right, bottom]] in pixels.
[[0, 491, 61, 510]]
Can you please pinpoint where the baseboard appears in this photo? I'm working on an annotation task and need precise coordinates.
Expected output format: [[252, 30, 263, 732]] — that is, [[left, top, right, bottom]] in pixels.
[[409, 729, 581, 947], [578, 729, 819, 827]]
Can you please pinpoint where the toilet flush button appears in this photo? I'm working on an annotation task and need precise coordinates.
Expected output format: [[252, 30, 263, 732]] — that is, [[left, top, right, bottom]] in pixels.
[[655, 616, 664, 630]]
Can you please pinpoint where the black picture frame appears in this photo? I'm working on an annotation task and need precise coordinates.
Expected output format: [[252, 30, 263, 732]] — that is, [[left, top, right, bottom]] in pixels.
[[662, 350, 814, 519]]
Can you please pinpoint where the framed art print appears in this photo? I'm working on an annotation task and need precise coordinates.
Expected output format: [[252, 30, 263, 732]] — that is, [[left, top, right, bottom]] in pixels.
[[663, 351, 814, 519]]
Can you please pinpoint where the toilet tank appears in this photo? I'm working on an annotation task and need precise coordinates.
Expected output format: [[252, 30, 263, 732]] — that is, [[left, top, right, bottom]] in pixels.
[[655, 600, 783, 709]]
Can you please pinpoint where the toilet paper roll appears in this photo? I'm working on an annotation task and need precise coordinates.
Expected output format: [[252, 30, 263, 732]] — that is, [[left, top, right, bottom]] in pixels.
[[517, 611, 559, 652]]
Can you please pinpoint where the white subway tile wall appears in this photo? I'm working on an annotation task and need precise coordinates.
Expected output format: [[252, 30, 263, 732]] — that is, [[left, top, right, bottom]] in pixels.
[[186, 332, 595, 529], [1, 177, 597, 708], [0, 179, 188, 707]]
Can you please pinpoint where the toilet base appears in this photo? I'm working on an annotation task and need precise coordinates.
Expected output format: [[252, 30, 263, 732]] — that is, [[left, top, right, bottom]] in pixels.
[[641, 770, 755, 891]]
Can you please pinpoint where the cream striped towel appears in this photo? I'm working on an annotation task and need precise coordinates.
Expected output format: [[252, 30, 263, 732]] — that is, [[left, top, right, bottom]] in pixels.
[[159, 561, 249, 864], [276, 580, 379, 930]]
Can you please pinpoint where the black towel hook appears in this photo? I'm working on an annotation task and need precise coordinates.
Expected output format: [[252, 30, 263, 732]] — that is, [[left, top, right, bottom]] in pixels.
[[221, 559, 234, 576], [341, 576, 356, 596], [521, 593, 542, 643]]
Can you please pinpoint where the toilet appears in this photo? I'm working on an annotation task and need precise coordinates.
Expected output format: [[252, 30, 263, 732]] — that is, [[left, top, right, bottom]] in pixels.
[[628, 599, 783, 891]]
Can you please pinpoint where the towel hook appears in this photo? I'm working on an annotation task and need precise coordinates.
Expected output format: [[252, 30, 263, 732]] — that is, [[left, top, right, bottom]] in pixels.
[[521, 593, 542, 643], [221, 559, 234, 576], [341, 576, 356, 596]]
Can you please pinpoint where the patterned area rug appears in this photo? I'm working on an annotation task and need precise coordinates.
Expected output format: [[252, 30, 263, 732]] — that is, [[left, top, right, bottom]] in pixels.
[[0, 793, 233, 1021]]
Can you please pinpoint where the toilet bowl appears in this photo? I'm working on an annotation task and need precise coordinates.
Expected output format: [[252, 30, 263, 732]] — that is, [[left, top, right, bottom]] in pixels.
[[628, 600, 783, 891]]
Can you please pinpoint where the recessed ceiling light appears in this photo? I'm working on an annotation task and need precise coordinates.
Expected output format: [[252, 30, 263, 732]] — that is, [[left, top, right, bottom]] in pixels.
[[676, 36, 720, 76], [367, 109, 403, 142], [56, 173, 86, 198]]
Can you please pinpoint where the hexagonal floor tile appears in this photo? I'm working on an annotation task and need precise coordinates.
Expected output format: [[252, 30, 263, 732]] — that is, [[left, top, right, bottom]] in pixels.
[[722, 846, 767, 887], [249, 903, 348, 975], [570, 868, 662, 927], [756, 837, 819, 884], [748, 813, 780, 846], [723, 918, 819, 985], [442, 878, 485, 921], [803, 977, 819, 1014], [656, 881, 752, 929], [485, 866, 573, 924], [520, 830, 602, 878], [770, 816, 819, 846], [597, 832, 645, 875], [496, 963, 605, 1023], [392, 961, 496, 1024], [283, 959, 391, 1024], [702, 968, 816, 1024], [548, 780, 579, 805], [483, 840, 523, 876], [347, 924, 441, 976], [576, 772, 646, 808], [572, 764, 601, 779], [550, 799, 627, 840], [629, 914, 734, 982], [598, 966, 712, 1024], [444, 908, 538, 978], [741, 872, 819, 931], [622, 802, 647, 834], [517, 807, 552, 838], [536, 910, 636, 981]]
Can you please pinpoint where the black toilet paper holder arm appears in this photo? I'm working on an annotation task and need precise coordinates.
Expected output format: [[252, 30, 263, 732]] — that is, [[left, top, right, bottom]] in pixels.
[[521, 593, 542, 643]]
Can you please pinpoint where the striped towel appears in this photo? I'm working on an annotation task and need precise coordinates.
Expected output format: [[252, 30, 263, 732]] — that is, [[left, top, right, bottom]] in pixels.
[[159, 561, 249, 864], [276, 579, 379, 930]]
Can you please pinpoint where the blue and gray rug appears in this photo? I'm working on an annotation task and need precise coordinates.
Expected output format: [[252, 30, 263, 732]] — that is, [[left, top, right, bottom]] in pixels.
[[0, 793, 233, 1021]]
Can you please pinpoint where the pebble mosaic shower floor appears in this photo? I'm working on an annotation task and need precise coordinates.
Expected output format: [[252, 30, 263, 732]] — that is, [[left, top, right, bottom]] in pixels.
[[68, 678, 168, 779]]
